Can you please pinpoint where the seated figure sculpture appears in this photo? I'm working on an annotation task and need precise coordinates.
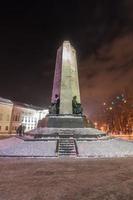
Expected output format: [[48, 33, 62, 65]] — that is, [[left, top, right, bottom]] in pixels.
[[55, 94, 60, 114], [50, 94, 60, 114], [49, 103, 56, 114], [72, 96, 83, 114]]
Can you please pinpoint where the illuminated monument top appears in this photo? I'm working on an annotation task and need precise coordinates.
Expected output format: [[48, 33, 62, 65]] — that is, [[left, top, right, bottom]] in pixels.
[[51, 41, 81, 114]]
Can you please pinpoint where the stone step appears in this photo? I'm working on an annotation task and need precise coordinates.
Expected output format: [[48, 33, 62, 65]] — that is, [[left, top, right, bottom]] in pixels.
[[59, 143, 75, 146], [59, 145, 74, 147], [59, 139, 74, 142], [59, 147, 75, 149], [59, 148, 75, 150], [59, 146, 74, 148], [59, 140, 74, 143], [59, 155, 76, 157], [59, 149, 76, 152], [59, 141, 74, 143], [59, 153, 76, 156], [59, 143, 74, 145], [59, 141, 75, 144], [57, 138, 77, 156], [59, 145, 75, 148], [59, 152, 76, 155]]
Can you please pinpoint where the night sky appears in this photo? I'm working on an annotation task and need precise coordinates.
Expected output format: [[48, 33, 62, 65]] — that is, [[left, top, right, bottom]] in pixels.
[[0, 0, 133, 117]]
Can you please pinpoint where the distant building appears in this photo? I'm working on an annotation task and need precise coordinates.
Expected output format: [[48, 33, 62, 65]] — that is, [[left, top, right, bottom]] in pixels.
[[11, 102, 49, 133], [0, 97, 13, 134], [0, 97, 49, 134]]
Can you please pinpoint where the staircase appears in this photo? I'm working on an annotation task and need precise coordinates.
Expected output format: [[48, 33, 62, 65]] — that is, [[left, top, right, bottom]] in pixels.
[[57, 138, 77, 156]]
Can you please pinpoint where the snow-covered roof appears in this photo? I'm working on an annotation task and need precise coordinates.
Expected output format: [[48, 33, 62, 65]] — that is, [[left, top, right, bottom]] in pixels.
[[13, 101, 48, 111], [0, 96, 48, 110], [0, 97, 13, 105]]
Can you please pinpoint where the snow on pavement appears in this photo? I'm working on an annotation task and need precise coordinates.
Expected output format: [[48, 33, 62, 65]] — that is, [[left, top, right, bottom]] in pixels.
[[0, 137, 23, 149], [0, 137, 56, 157], [0, 137, 133, 158], [77, 139, 133, 158]]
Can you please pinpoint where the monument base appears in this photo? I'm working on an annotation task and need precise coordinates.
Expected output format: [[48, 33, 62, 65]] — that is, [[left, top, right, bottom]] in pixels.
[[47, 114, 84, 128], [25, 127, 108, 141]]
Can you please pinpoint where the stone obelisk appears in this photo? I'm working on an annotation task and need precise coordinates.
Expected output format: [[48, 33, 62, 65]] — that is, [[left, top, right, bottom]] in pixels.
[[48, 41, 84, 128], [52, 41, 81, 114]]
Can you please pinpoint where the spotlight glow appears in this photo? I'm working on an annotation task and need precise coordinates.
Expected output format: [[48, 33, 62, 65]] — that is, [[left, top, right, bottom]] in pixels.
[[63, 47, 71, 61]]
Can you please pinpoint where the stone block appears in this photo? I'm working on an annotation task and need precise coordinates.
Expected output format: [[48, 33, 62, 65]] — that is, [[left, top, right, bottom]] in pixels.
[[47, 115, 84, 128]]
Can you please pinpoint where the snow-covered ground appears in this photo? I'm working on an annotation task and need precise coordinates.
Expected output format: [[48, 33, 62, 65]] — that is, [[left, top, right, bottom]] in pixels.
[[0, 137, 133, 158], [0, 137, 23, 149], [77, 139, 133, 158], [0, 137, 56, 157]]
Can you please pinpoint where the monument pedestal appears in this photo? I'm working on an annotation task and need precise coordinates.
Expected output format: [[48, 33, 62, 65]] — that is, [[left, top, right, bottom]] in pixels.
[[47, 114, 84, 128], [22, 41, 109, 158]]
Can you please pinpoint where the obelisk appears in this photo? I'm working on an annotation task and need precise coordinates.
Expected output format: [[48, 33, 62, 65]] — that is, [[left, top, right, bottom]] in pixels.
[[48, 41, 84, 128], [52, 41, 81, 114]]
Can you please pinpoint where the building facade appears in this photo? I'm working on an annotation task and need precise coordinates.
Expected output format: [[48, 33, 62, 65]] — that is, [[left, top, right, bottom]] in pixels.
[[0, 97, 13, 134], [0, 97, 49, 134]]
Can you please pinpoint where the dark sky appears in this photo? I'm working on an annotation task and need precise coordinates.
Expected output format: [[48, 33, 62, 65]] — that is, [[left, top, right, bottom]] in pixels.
[[0, 0, 133, 116]]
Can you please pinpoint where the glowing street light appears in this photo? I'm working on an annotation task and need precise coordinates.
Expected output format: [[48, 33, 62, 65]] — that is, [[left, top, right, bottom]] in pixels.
[[94, 122, 98, 128]]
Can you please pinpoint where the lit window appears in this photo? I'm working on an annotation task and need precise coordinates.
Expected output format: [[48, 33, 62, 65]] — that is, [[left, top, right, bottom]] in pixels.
[[25, 117, 27, 122]]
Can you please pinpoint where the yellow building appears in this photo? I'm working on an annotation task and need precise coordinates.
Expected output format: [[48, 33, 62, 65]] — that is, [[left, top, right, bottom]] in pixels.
[[0, 97, 13, 134]]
